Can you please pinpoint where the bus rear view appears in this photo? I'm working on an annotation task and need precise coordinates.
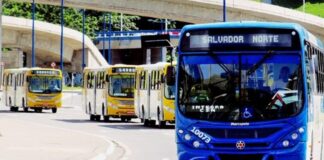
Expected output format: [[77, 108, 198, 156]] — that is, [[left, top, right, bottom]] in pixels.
[[175, 22, 317, 160]]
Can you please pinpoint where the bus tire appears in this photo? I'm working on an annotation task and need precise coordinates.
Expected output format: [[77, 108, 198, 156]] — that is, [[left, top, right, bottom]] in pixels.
[[104, 116, 110, 122], [95, 115, 101, 121], [90, 115, 95, 121], [144, 119, 150, 126], [52, 108, 57, 113], [121, 117, 126, 122], [157, 107, 166, 128], [22, 98, 28, 112]]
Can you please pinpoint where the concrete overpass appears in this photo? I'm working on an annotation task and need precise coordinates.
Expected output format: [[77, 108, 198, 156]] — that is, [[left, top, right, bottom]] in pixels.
[[12, 0, 324, 42], [2, 15, 108, 71]]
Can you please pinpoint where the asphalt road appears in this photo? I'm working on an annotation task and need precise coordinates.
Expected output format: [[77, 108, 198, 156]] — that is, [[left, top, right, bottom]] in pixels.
[[0, 92, 177, 160]]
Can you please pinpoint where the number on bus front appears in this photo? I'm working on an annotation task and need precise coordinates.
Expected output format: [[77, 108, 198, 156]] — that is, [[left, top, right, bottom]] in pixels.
[[190, 127, 211, 143]]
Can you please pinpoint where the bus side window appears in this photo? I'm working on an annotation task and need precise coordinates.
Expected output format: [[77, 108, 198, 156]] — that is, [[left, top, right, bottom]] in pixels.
[[96, 72, 100, 89], [102, 72, 106, 88], [157, 71, 161, 89], [143, 71, 146, 90], [3, 74, 6, 86], [22, 74, 25, 86], [9, 74, 12, 86], [151, 71, 155, 90], [18, 74, 21, 86]]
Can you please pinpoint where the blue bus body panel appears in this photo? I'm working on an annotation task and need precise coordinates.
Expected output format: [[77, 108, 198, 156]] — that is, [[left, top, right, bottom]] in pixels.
[[175, 22, 321, 160]]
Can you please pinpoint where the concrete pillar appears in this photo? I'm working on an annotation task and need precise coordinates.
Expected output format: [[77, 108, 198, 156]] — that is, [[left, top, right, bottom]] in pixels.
[[3, 48, 24, 69]]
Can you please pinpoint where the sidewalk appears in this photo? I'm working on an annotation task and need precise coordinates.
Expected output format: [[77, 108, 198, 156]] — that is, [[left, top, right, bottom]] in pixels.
[[0, 118, 111, 160]]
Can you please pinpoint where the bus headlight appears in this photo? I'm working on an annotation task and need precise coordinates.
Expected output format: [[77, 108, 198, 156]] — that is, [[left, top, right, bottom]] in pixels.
[[184, 134, 191, 141], [193, 141, 200, 148], [282, 140, 289, 147], [275, 126, 305, 149], [291, 133, 298, 140], [177, 128, 208, 149]]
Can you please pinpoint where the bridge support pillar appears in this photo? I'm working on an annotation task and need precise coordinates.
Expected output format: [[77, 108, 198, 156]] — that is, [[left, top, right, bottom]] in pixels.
[[3, 48, 24, 69]]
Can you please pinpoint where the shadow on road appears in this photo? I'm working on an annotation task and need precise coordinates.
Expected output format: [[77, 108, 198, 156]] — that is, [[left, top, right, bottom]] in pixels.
[[0, 110, 53, 114], [99, 123, 175, 130], [55, 119, 137, 124]]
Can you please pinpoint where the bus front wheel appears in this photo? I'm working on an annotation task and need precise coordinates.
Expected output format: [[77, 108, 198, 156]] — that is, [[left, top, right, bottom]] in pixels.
[[104, 116, 110, 122], [52, 108, 57, 113], [90, 115, 95, 121]]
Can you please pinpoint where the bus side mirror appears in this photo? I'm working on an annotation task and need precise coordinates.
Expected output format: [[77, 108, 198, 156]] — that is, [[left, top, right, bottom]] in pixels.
[[161, 75, 165, 83], [105, 75, 109, 82], [26, 77, 30, 82], [166, 66, 175, 86]]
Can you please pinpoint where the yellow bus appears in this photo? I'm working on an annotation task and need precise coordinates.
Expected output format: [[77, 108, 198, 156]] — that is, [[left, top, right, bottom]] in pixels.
[[3, 68, 62, 113], [83, 64, 136, 122], [135, 62, 176, 127]]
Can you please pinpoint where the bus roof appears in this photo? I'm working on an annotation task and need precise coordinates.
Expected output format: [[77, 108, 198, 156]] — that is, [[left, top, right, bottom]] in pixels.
[[180, 21, 324, 50]]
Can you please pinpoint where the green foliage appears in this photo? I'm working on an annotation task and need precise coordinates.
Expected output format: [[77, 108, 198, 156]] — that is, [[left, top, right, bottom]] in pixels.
[[255, 0, 324, 18], [2, 0, 140, 39]]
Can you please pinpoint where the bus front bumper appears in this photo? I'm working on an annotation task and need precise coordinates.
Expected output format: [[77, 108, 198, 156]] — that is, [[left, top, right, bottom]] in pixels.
[[177, 142, 306, 160]]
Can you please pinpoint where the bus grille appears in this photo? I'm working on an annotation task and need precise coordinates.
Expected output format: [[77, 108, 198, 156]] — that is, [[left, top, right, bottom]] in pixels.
[[200, 127, 281, 139], [118, 100, 134, 106], [36, 96, 55, 100], [218, 154, 264, 160], [213, 142, 270, 148]]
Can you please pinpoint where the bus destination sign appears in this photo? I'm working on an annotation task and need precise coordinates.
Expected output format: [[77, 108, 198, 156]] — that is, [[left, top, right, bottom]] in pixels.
[[180, 29, 300, 51], [32, 70, 60, 75], [189, 34, 292, 48], [112, 67, 135, 73]]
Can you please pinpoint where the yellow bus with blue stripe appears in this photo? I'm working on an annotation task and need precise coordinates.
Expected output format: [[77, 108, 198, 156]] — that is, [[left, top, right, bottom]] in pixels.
[[3, 68, 62, 113]]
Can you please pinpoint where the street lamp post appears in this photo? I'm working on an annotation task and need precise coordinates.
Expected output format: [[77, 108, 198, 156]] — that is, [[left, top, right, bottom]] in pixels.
[[60, 0, 64, 71], [108, 13, 112, 64], [223, 0, 226, 22], [82, 9, 86, 69], [32, 0, 36, 67], [103, 14, 106, 61]]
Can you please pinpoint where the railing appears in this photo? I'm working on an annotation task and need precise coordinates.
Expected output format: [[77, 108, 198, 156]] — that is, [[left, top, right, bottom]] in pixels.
[[96, 29, 181, 41]]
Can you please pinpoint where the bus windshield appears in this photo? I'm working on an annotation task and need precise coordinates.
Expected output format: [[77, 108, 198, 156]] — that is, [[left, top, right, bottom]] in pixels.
[[178, 53, 304, 122], [165, 83, 176, 99], [29, 76, 62, 94], [109, 75, 135, 98]]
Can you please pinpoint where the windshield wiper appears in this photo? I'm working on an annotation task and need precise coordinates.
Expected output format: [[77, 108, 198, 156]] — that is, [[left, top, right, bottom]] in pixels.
[[247, 50, 275, 76]]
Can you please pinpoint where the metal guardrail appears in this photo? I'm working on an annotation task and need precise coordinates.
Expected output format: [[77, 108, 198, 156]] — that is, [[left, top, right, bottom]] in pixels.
[[96, 29, 181, 41]]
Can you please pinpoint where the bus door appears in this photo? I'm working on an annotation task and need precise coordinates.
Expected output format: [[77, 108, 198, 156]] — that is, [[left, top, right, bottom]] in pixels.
[[4, 74, 7, 106], [86, 71, 96, 115], [95, 72, 105, 116], [146, 72, 151, 120], [309, 55, 322, 159], [13, 74, 17, 107]]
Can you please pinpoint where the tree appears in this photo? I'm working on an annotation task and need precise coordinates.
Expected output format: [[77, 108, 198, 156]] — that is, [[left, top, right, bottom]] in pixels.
[[2, 0, 140, 39]]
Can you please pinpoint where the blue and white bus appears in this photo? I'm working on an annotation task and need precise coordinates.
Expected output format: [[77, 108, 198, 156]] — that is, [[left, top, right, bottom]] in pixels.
[[170, 22, 324, 160]]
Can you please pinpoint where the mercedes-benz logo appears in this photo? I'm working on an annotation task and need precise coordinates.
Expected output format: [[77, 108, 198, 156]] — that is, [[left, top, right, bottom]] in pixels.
[[236, 140, 245, 150]]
